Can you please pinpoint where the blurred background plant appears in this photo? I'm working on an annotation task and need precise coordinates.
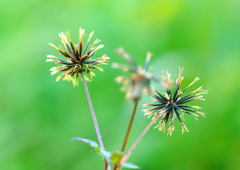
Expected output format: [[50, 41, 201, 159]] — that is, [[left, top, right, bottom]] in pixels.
[[1, 0, 240, 169]]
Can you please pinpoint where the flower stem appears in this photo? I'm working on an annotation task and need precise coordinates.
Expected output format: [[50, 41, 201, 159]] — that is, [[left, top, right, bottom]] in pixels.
[[81, 74, 109, 169], [113, 99, 139, 170], [121, 113, 162, 164], [121, 99, 139, 152], [81, 73, 105, 150]]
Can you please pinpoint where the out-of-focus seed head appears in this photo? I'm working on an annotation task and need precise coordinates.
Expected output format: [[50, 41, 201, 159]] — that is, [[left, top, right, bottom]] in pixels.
[[142, 67, 208, 135], [112, 48, 161, 101], [47, 28, 109, 86]]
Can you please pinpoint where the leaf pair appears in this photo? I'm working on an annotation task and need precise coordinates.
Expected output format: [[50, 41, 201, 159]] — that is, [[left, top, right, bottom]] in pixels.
[[72, 137, 140, 169]]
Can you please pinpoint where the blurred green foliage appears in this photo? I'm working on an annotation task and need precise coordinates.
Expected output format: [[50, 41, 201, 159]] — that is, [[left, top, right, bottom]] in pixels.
[[1, 0, 240, 169]]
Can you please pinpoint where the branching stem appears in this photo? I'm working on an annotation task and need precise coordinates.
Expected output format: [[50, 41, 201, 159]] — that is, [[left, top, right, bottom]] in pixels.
[[121, 112, 162, 164], [113, 99, 139, 170]]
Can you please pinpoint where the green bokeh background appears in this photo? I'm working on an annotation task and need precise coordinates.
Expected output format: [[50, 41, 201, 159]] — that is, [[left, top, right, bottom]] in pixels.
[[1, 0, 240, 169]]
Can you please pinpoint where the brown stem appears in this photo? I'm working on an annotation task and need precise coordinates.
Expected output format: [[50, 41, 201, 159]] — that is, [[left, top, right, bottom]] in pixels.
[[114, 99, 139, 170], [121, 99, 139, 152], [121, 113, 162, 164], [105, 161, 109, 170], [114, 164, 119, 170]]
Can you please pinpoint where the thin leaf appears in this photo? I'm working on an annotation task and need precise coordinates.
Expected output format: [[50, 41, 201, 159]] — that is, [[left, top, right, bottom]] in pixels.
[[72, 137, 99, 149], [121, 162, 141, 169], [72, 137, 112, 163]]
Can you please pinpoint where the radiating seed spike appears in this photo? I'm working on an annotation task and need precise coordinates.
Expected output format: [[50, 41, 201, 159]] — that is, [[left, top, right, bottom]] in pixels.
[[197, 111, 206, 118], [56, 74, 65, 81], [49, 43, 59, 50], [180, 115, 185, 121], [50, 67, 59, 71], [88, 31, 94, 41], [50, 70, 60, 75], [59, 32, 68, 44], [79, 28, 85, 40], [142, 104, 151, 107], [115, 76, 125, 83], [46, 59, 55, 62], [192, 106, 202, 109], [181, 123, 189, 134], [95, 44, 105, 51], [143, 52, 153, 70], [192, 114, 199, 121], [47, 55, 57, 59]]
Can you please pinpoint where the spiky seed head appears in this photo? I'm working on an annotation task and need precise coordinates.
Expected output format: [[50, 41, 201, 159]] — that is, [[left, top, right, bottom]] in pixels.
[[112, 48, 161, 101], [46, 28, 109, 86], [142, 67, 208, 135]]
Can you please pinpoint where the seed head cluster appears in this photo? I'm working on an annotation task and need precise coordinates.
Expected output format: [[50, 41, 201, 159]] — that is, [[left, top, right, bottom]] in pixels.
[[112, 48, 160, 101], [47, 28, 109, 86], [143, 68, 208, 135]]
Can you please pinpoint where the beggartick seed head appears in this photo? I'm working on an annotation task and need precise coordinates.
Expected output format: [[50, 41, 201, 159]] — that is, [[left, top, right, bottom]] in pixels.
[[47, 28, 109, 86], [112, 48, 161, 101], [142, 67, 208, 136]]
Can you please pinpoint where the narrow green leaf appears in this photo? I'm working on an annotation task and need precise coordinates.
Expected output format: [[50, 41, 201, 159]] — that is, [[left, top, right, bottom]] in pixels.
[[121, 162, 141, 169], [72, 137, 112, 162], [72, 137, 99, 149]]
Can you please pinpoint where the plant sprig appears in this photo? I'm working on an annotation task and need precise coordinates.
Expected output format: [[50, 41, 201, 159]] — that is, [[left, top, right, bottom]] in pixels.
[[47, 28, 207, 170]]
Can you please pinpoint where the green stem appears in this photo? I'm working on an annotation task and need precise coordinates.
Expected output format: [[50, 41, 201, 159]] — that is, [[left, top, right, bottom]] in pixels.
[[121, 113, 162, 164], [81, 74, 109, 169], [81, 73, 105, 150]]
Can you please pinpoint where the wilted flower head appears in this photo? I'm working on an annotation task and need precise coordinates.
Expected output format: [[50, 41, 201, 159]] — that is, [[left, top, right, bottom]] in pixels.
[[47, 28, 109, 86], [142, 68, 208, 135], [112, 48, 160, 101]]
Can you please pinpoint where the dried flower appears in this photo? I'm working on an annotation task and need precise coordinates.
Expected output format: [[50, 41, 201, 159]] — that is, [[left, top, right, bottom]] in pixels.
[[112, 48, 160, 101], [47, 28, 109, 86], [142, 68, 208, 135]]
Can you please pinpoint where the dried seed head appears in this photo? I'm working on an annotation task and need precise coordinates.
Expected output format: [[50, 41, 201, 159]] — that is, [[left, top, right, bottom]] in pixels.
[[142, 67, 208, 135], [47, 28, 109, 86], [112, 48, 161, 101]]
